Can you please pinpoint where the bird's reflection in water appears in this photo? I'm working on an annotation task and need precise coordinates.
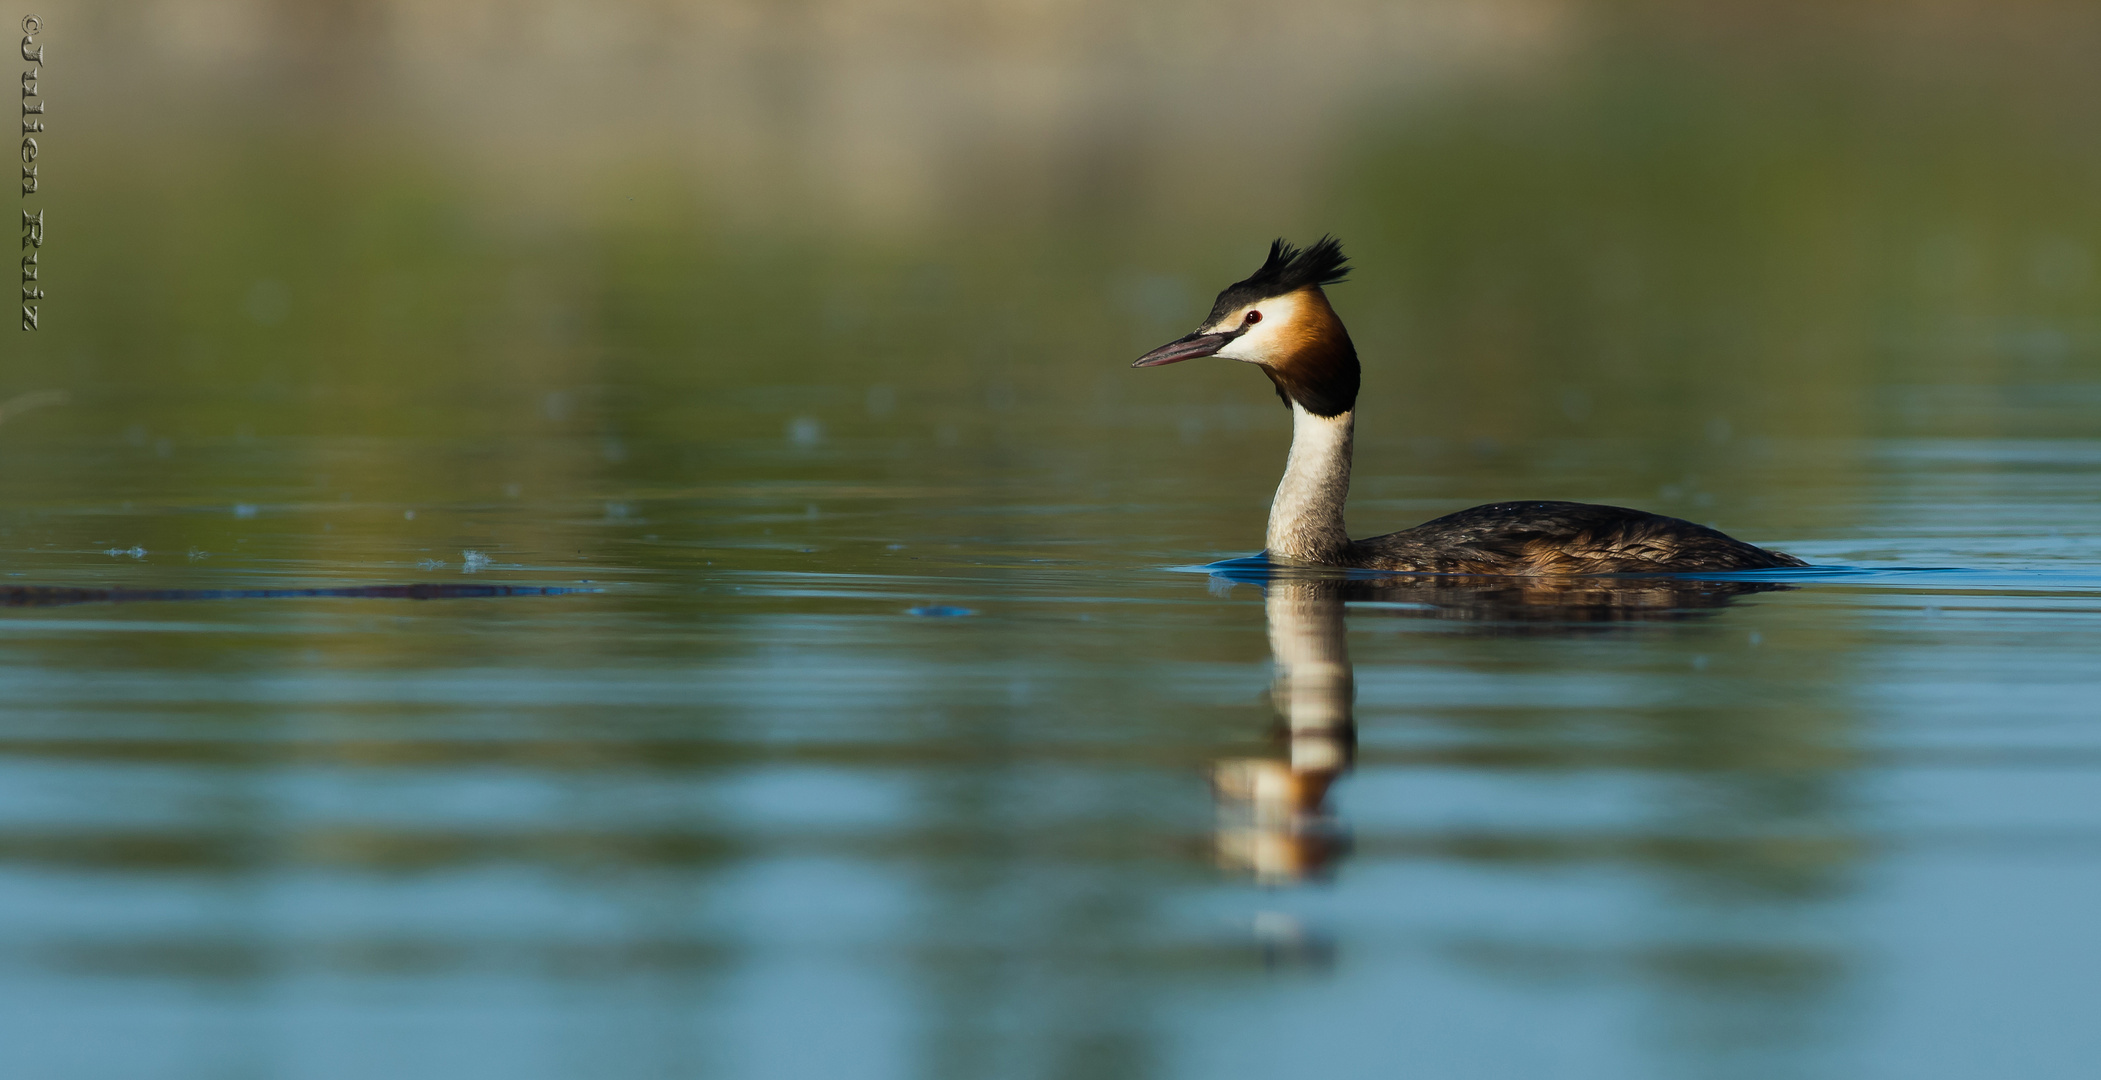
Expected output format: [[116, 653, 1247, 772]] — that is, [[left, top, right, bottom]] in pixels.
[[1211, 567, 1792, 886], [1214, 576, 1359, 885]]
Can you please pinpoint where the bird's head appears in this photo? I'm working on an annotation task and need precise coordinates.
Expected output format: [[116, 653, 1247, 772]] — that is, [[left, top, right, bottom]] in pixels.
[[1131, 236, 1360, 417]]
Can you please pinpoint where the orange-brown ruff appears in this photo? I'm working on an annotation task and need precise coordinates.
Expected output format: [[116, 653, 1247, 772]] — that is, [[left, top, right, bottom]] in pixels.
[[1131, 237, 1807, 575]]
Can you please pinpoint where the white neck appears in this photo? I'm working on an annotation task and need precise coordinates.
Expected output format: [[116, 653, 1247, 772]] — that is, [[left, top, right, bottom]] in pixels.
[[1265, 403, 1354, 564]]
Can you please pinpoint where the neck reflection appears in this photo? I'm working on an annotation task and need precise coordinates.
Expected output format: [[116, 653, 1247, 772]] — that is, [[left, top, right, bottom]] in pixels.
[[1214, 578, 1356, 884]]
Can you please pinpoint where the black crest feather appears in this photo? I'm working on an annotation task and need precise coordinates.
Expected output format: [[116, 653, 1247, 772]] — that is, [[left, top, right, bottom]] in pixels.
[[1206, 235, 1351, 321]]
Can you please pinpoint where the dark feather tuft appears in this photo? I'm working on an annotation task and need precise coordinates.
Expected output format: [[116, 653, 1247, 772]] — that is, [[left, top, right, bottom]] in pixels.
[[1206, 236, 1351, 320], [1249, 235, 1351, 292]]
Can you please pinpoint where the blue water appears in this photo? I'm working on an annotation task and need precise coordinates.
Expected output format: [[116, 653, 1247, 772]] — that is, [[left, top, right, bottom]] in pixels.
[[2, 428, 2100, 1080]]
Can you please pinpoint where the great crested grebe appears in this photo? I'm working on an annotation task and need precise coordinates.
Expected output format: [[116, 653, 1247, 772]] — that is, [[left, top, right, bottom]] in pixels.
[[1133, 237, 1807, 574]]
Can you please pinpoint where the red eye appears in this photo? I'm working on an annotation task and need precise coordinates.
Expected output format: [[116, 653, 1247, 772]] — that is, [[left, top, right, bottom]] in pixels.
[[1244, 310, 1262, 324]]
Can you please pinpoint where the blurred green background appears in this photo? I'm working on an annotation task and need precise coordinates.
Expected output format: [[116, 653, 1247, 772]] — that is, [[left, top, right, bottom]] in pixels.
[[8, 0, 2101, 539]]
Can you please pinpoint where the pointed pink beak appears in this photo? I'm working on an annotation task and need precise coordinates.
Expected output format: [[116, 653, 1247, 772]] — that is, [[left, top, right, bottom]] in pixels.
[[1132, 331, 1234, 368]]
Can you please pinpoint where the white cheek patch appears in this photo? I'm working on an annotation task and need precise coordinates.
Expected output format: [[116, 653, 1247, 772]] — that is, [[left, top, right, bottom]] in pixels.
[[1211, 292, 1305, 364], [1214, 336, 1268, 364]]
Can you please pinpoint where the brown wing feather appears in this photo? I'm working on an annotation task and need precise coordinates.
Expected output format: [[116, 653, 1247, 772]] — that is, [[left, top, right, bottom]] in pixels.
[[1346, 501, 1806, 575]]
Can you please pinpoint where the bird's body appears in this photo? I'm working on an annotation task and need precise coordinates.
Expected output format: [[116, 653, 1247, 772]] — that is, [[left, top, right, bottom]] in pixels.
[[1349, 499, 1803, 574], [1133, 238, 1805, 576]]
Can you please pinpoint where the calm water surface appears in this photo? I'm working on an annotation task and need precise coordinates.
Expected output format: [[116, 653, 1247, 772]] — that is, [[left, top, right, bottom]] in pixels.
[[2, 402, 2099, 1080]]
